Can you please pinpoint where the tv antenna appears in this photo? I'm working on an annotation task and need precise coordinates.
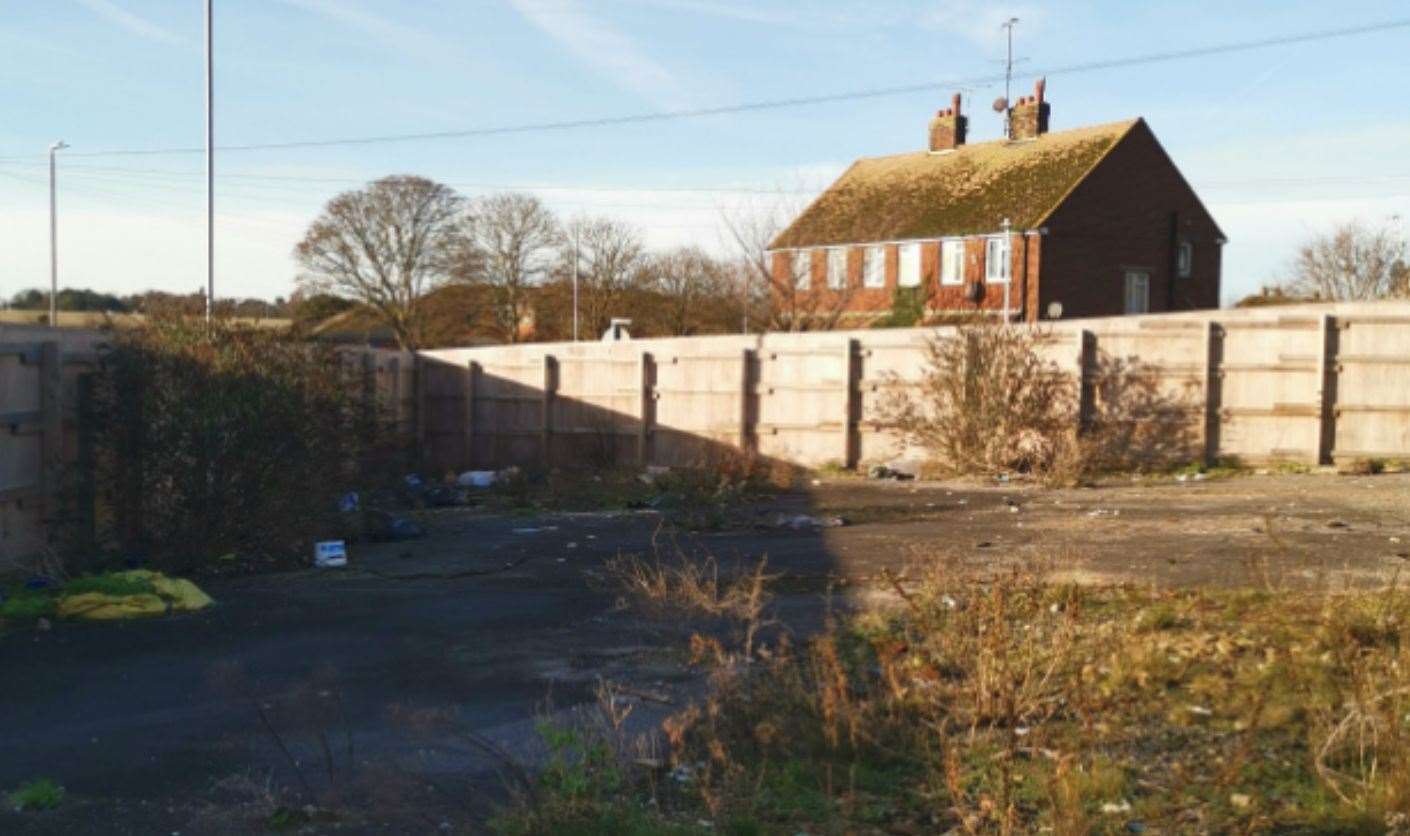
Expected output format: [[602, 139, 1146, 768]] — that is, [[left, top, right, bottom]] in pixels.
[[999, 17, 1021, 138]]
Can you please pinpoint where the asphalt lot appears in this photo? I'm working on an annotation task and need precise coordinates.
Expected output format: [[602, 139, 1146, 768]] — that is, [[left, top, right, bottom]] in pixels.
[[3, 472, 1408, 833]]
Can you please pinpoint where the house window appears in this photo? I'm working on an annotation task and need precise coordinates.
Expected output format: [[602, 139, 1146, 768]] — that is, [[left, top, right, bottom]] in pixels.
[[827, 247, 847, 290], [985, 236, 1011, 282], [1177, 241, 1193, 278], [898, 242, 922, 287], [1124, 271, 1150, 314], [862, 246, 885, 288], [940, 240, 964, 285], [796, 251, 814, 290]]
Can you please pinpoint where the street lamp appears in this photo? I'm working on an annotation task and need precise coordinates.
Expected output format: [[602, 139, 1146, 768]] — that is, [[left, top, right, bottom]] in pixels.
[[48, 140, 68, 328]]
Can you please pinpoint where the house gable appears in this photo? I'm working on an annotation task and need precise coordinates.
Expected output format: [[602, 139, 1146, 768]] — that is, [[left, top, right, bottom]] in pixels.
[[1037, 119, 1224, 317]]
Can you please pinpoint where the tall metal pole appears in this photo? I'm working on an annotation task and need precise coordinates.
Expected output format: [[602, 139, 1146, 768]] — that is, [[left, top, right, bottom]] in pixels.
[[204, 0, 214, 323], [571, 222, 580, 341], [48, 141, 68, 328], [1002, 17, 1019, 139]]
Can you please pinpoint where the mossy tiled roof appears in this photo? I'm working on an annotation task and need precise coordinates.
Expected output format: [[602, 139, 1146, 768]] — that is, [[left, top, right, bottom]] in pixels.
[[770, 119, 1139, 249]]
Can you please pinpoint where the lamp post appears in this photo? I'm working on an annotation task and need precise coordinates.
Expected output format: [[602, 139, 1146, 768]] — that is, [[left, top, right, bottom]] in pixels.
[[204, 0, 214, 323], [48, 140, 68, 328]]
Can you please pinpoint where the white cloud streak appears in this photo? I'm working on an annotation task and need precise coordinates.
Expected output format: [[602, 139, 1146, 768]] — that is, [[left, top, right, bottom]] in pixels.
[[278, 0, 481, 72], [73, 0, 183, 46], [920, 0, 1047, 49], [507, 0, 688, 108]]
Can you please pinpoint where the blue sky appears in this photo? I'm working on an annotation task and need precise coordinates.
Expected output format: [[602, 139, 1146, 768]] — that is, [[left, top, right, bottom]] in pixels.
[[1, 0, 1408, 306]]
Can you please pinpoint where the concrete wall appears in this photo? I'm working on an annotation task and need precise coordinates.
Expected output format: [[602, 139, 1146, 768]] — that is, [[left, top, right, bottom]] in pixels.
[[421, 301, 1410, 473]]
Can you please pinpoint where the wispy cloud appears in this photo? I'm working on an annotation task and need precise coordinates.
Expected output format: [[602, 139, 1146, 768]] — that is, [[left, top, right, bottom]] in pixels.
[[617, 0, 806, 28], [278, 0, 481, 72], [920, 0, 1047, 49], [73, 0, 183, 46], [506, 0, 688, 108]]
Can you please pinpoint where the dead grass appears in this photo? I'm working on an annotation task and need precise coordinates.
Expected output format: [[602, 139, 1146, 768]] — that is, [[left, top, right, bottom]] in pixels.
[[500, 550, 1410, 834], [605, 551, 777, 660]]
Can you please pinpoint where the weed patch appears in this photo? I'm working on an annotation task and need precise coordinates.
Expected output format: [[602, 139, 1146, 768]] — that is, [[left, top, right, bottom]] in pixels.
[[500, 554, 1410, 834], [8, 778, 64, 812]]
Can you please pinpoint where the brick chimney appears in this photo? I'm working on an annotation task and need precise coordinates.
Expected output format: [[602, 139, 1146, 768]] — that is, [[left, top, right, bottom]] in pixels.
[[1008, 78, 1050, 140], [927, 93, 967, 152]]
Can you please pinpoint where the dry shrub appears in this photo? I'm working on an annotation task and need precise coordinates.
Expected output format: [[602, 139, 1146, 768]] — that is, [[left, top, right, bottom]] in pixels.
[[93, 317, 373, 571], [882, 326, 1074, 478], [605, 551, 775, 658], [882, 325, 1197, 484]]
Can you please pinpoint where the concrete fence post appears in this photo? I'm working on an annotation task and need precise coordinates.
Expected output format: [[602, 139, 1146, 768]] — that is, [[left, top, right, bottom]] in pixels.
[[637, 351, 653, 465], [1076, 330, 1097, 434], [1203, 320, 1224, 466], [464, 360, 479, 470], [38, 341, 63, 542], [843, 338, 861, 468], [740, 348, 756, 455], [413, 353, 427, 452], [386, 356, 402, 433], [1316, 314, 1339, 465], [541, 354, 557, 467]]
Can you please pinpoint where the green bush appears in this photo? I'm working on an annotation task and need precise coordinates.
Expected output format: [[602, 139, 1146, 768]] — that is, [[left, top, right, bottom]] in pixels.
[[92, 317, 375, 572], [8, 778, 64, 812], [0, 590, 55, 625]]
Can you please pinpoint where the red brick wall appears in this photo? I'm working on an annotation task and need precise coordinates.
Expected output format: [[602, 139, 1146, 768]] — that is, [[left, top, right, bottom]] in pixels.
[[1037, 120, 1222, 320], [779, 234, 1039, 320]]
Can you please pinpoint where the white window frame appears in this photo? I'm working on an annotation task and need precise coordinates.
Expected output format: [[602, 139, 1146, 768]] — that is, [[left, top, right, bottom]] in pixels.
[[862, 245, 885, 288], [985, 236, 1011, 283], [826, 247, 847, 290], [796, 250, 815, 291], [898, 242, 922, 288], [1124, 270, 1150, 314], [1176, 240, 1193, 278], [940, 239, 964, 285]]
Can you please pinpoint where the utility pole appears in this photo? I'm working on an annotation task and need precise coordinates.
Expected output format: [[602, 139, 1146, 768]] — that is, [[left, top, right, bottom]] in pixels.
[[48, 140, 69, 329], [1002, 17, 1019, 139], [571, 222, 580, 341], [204, 0, 214, 323]]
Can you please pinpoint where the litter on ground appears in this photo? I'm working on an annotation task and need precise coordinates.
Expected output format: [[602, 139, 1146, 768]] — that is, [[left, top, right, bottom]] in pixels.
[[56, 571, 214, 621]]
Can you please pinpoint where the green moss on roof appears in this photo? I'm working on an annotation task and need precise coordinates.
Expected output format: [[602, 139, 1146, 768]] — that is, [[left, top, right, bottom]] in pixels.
[[770, 119, 1139, 249]]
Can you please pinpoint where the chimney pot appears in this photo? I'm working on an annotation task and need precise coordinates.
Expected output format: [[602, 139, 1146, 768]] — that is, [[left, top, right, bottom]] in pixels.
[[928, 93, 968, 152], [1008, 78, 1051, 140]]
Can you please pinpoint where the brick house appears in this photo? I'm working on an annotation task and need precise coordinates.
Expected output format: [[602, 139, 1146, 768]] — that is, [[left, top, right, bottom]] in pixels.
[[768, 80, 1224, 324]]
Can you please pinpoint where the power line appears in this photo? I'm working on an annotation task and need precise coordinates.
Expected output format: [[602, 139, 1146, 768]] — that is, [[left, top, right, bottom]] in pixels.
[[2, 17, 1405, 161], [12, 158, 1410, 196]]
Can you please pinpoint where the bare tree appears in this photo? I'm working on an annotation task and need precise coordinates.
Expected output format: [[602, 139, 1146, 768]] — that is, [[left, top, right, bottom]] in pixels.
[[559, 216, 646, 338], [456, 193, 561, 343], [1280, 220, 1409, 301], [720, 198, 853, 332], [294, 176, 464, 350], [646, 246, 731, 335]]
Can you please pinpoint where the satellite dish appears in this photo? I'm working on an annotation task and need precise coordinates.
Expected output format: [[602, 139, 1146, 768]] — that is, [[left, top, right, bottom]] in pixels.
[[1047, 301, 1064, 319], [992, 96, 1009, 113]]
